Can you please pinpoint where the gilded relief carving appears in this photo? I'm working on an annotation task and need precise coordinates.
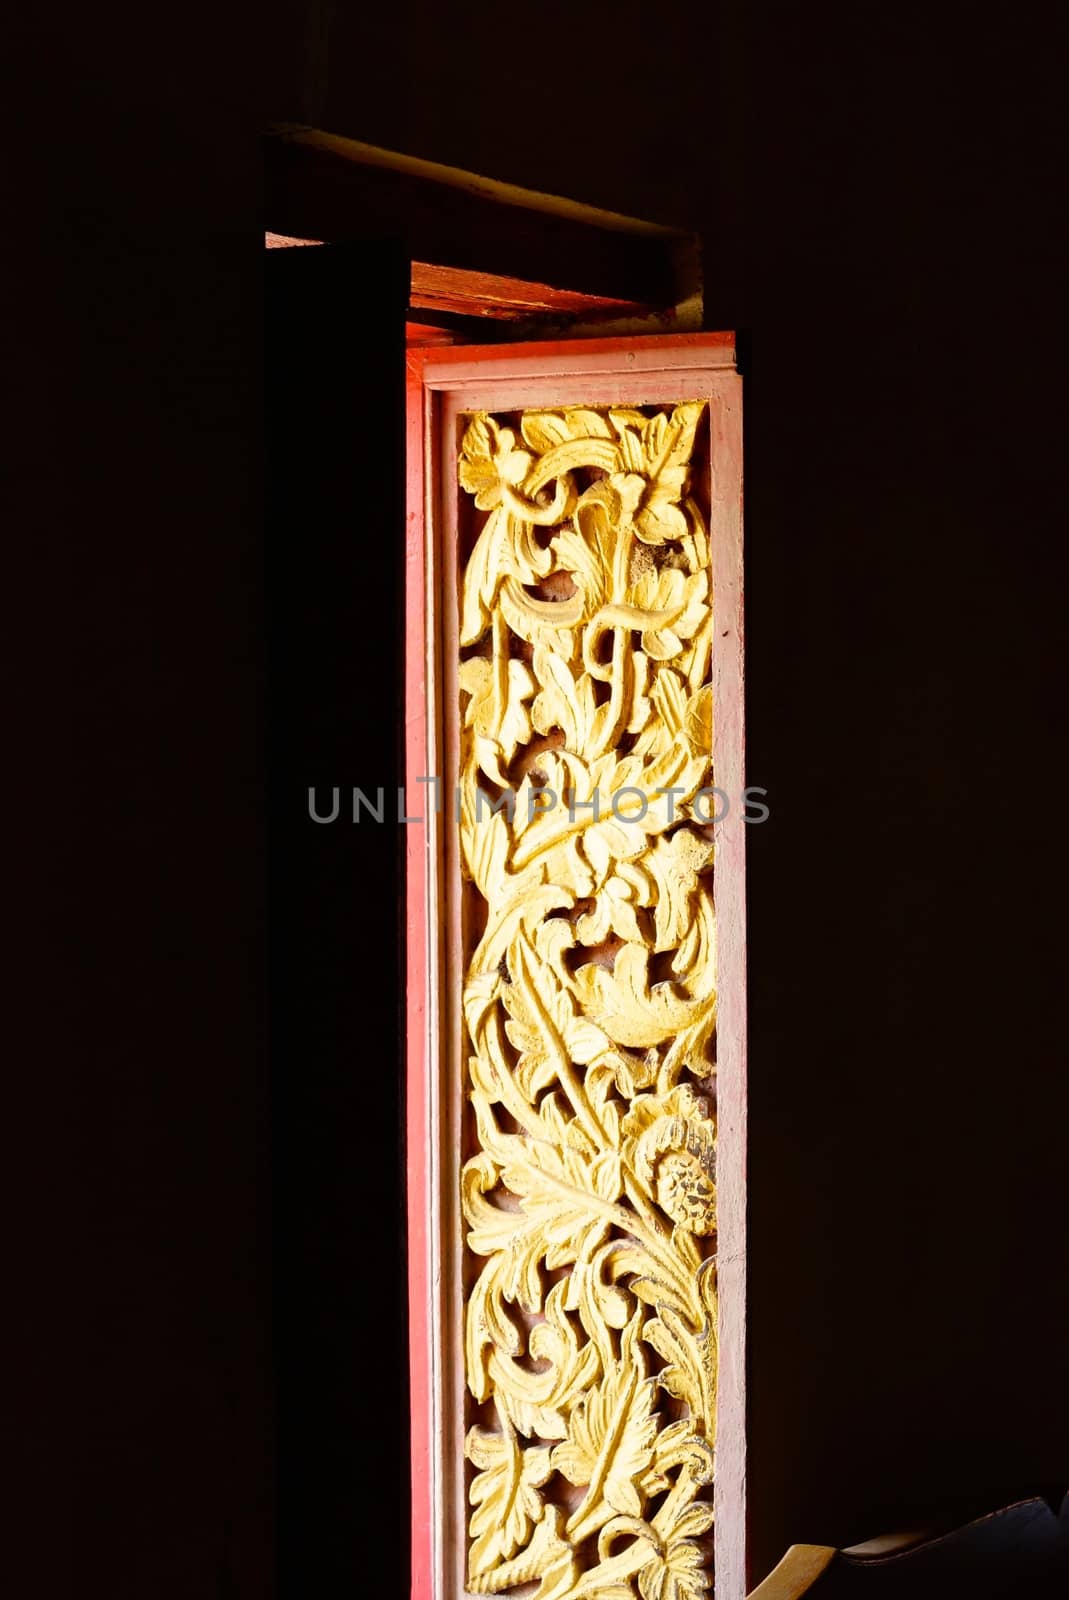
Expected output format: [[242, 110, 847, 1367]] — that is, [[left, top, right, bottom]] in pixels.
[[457, 402, 717, 1599]]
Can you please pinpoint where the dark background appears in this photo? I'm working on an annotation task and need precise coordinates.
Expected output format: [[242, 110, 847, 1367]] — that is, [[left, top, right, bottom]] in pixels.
[[265, 245, 408, 1597], [7, 3, 1067, 1596]]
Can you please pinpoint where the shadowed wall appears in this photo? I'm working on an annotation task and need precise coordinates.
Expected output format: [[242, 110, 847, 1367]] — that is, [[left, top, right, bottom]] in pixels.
[[7, 4, 1066, 1595]]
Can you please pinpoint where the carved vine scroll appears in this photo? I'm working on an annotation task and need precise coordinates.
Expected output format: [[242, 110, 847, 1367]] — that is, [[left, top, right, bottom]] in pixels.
[[456, 401, 718, 1600]]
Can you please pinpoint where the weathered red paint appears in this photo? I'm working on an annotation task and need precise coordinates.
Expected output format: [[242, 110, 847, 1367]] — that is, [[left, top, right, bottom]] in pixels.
[[410, 262, 649, 321], [406, 348, 434, 1600]]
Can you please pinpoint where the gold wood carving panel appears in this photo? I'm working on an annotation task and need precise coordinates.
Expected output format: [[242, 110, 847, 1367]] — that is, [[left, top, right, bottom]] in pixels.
[[456, 402, 718, 1600]]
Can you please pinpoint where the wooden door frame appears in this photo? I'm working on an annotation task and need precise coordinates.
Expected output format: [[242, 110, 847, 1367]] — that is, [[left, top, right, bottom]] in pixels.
[[405, 331, 746, 1600]]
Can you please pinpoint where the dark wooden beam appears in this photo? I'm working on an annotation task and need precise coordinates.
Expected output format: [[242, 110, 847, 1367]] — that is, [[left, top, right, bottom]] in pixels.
[[264, 236, 700, 348], [264, 125, 690, 309]]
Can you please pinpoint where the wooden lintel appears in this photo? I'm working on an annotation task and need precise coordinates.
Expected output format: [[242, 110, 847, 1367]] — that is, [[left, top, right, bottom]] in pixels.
[[264, 124, 691, 310]]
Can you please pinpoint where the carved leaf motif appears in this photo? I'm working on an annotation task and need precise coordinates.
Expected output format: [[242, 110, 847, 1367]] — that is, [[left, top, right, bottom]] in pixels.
[[460, 417, 534, 510], [650, 668, 690, 742], [636, 1519, 715, 1600], [502, 932, 610, 1101], [531, 645, 598, 750], [461, 797, 510, 898], [466, 1421, 554, 1576], [468, 1507, 578, 1596], [495, 1133, 624, 1255], [636, 402, 706, 546], [490, 1289, 602, 1440], [645, 1306, 715, 1422], [552, 1318, 658, 1525], [646, 832, 714, 952], [643, 1419, 715, 1496], [460, 653, 537, 780], [625, 569, 709, 660], [578, 943, 710, 1049], [520, 408, 616, 453]]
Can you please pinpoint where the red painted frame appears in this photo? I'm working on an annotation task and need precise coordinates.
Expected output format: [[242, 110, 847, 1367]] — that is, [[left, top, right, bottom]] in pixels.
[[405, 332, 746, 1600]]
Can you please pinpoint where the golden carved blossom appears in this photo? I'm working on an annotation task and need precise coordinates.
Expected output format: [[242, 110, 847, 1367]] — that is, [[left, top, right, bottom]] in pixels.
[[457, 401, 718, 1599]]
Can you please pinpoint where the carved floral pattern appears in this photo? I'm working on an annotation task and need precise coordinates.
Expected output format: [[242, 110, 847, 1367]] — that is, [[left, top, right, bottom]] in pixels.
[[457, 401, 717, 1599]]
